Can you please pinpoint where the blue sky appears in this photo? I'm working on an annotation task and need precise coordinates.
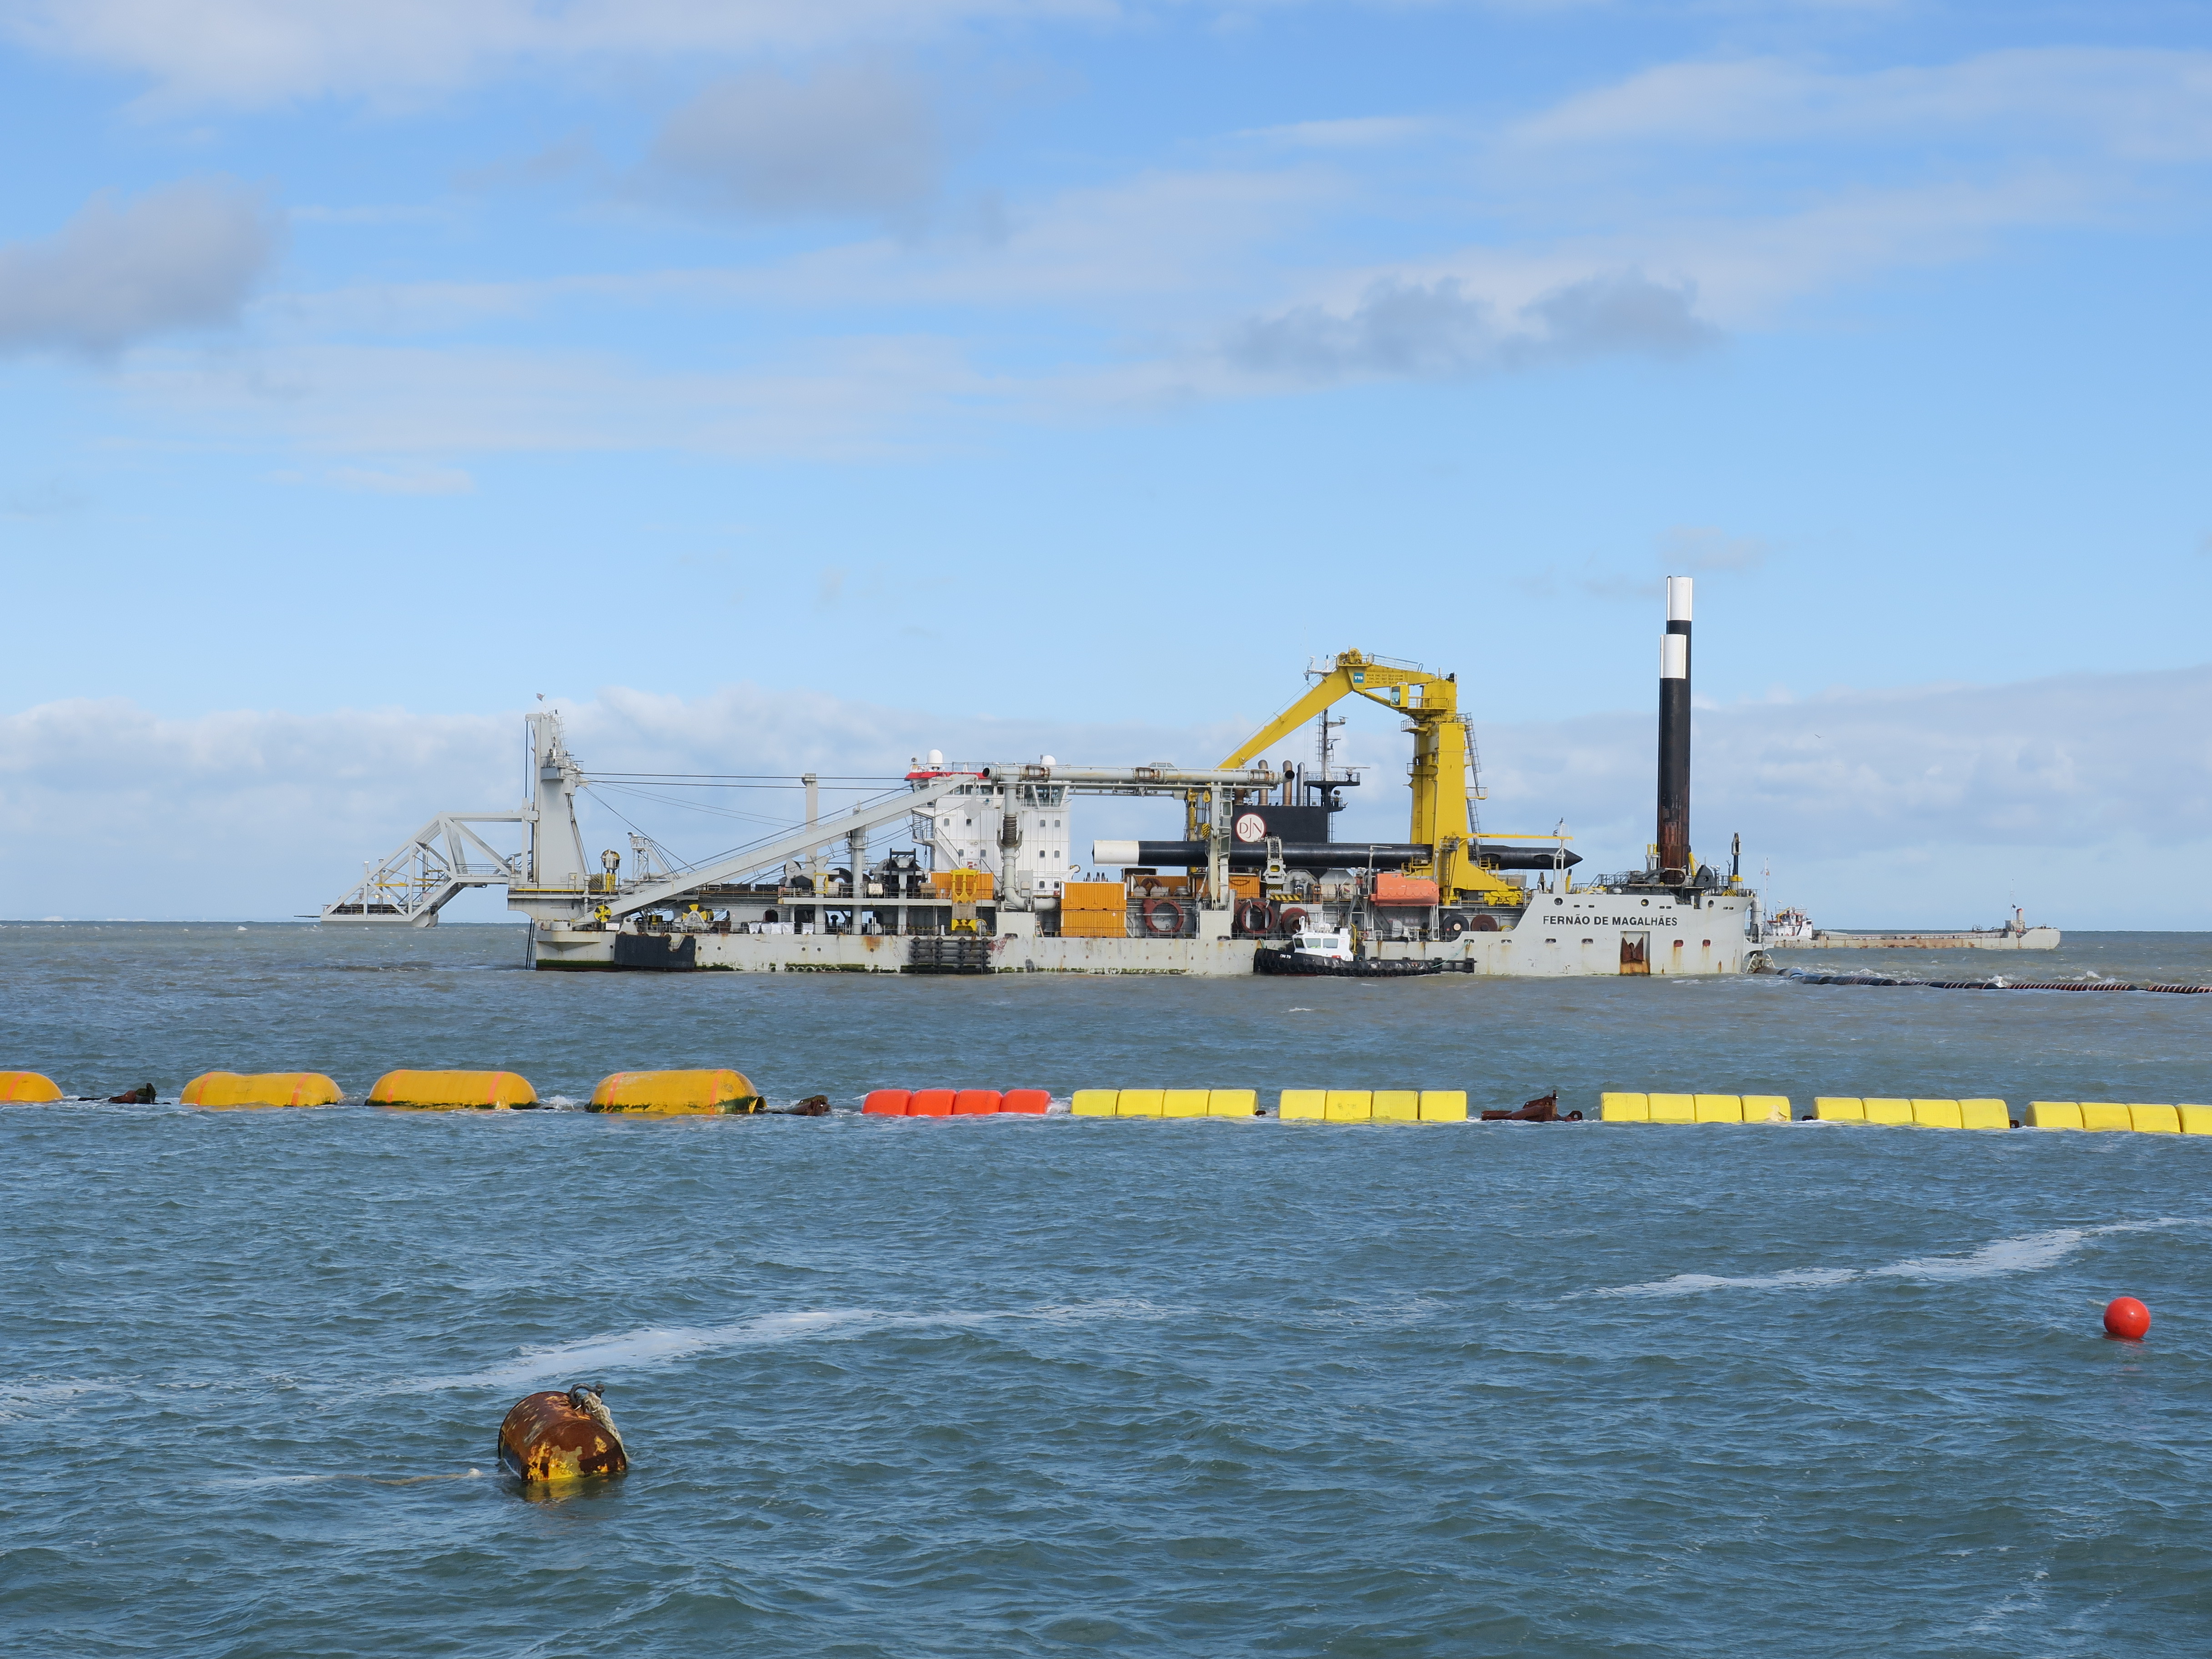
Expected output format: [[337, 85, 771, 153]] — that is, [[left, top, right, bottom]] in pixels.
[[3, 2, 2211, 922]]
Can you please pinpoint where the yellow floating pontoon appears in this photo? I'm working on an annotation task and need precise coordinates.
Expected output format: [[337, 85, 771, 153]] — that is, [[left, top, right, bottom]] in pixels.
[[587, 1069, 762, 1115], [369, 1070, 537, 1110], [181, 1072, 342, 1109]]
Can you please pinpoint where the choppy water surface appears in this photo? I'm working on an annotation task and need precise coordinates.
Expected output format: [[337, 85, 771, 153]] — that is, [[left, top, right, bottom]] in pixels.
[[6, 924, 2212, 1657]]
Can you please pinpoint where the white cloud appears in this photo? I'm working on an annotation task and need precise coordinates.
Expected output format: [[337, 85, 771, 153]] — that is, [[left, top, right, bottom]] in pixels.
[[6, 665, 2212, 925], [0, 698, 519, 919], [651, 61, 943, 225], [706, 164, 1339, 309], [251, 163, 1330, 339], [1222, 269, 1716, 384], [1513, 49, 2212, 161], [0, 0, 1108, 106], [68, 160, 2092, 454], [0, 177, 280, 355], [13, 39, 2206, 447], [120, 335, 1000, 459], [1323, 171, 2091, 336], [1479, 664, 2212, 923]]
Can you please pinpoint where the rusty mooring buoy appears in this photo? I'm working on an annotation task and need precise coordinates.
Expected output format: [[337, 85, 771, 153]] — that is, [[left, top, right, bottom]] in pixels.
[[497, 1383, 628, 1483]]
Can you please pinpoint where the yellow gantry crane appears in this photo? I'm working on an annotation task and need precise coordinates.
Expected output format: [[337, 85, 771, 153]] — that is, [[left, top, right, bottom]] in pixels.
[[1213, 650, 1529, 907]]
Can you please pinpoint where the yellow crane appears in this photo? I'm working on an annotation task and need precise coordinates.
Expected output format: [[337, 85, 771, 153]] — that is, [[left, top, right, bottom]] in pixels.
[[1213, 650, 1529, 907]]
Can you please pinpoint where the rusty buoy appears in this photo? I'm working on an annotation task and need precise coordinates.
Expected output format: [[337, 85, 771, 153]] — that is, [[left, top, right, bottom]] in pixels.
[[497, 1383, 628, 1483]]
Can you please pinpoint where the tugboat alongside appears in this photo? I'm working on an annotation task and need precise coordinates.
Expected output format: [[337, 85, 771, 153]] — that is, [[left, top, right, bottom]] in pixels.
[[322, 579, 1760, 977], [1256, 928, 1454, 977]]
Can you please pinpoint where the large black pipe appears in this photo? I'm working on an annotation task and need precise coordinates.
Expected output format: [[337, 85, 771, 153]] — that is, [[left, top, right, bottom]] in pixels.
[[1464, 844, 1583, 872], [1657, 575, 1691, 881], [1099, 840, 1580, 872]]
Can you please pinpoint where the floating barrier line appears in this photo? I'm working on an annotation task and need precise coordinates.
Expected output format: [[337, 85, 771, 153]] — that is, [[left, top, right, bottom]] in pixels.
[[1784, 969, 2212, 995]]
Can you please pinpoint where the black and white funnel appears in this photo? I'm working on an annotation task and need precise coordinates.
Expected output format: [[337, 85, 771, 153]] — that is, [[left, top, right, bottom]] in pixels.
[[1656, 575, 1691, 882]]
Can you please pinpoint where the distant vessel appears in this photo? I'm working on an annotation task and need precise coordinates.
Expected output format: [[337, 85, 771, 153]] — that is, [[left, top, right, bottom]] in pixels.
[[1760, 905, 2060, 951], [1765, 906, 1816, 944]]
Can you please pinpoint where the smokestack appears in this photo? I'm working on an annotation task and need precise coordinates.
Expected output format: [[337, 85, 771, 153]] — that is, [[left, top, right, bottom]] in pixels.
[[1656, 576, 1692, 881]]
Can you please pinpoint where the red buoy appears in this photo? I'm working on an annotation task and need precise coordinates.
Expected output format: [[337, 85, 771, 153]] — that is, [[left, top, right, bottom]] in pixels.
[[2103, 1297, 2151, 1341]]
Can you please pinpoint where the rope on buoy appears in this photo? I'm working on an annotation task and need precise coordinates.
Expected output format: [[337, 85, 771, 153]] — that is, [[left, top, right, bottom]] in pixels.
[[568, 1382, 624, 1458], [499, 1383, 628, 1481]]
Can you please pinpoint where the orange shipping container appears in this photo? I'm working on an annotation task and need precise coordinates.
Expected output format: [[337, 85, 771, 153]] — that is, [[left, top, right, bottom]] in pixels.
[[1061, 911, 1127, 939], [1060, 881, 1125, 912]]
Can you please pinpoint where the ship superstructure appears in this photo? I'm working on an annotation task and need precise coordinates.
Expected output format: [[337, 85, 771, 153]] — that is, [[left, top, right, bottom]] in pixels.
[[321, 579, 1761, 975], [906, 761, 1073, 900]]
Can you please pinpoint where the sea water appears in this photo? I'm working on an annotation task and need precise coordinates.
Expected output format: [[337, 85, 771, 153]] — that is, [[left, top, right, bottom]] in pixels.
[[4, 923, 2212, 1657]]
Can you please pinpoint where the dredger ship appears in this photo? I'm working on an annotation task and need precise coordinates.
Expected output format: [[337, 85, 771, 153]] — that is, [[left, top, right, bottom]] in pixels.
[[322, 578, 1759, 975]]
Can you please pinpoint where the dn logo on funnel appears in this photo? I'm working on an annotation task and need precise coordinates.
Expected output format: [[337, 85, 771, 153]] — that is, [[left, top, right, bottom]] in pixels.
[[1234, 814, 1268, 844]]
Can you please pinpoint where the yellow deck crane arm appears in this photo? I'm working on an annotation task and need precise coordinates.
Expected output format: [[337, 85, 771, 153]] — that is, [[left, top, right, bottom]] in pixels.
[[1216, 651, 1523, 906]]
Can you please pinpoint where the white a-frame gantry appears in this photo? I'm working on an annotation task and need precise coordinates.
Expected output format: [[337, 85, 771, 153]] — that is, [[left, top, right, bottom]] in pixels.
[[320, 711, 583, 926]]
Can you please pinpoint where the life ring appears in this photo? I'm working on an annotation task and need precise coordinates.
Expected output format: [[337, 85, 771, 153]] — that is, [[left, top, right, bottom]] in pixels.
[[1142, 897, 1185, 936], [1235, 899, 1273, 935]]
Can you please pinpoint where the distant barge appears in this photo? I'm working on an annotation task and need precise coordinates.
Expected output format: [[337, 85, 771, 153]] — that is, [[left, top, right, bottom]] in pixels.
[[1761, 906, 2059, 951]]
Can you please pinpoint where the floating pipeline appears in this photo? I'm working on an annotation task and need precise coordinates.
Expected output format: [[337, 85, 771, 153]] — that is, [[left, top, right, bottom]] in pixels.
[[588, 1069, 763, 1115], [1073, 1088, 1262, 1118], [864, 1088, 1051, 1116], [181, 1071, 344, 1109], [0, 1074, 155, 1104], [1604, 1092, 1795, 1124], [1783, 968, 2212, 994], [1810, 1097, 2011, 1128], [2024, 1101, 2212, 1133], [20, 1073, 2212, 1133], [497, 1384, 627, 1483], [1275, 1091, 1468, 1121], [1605, 1092, 2212, 1134], [370, 1070, 539, 1110]]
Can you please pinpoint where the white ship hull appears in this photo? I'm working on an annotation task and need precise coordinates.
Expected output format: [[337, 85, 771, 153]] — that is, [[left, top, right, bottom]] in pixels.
[[532, 889, 1757, 977]]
